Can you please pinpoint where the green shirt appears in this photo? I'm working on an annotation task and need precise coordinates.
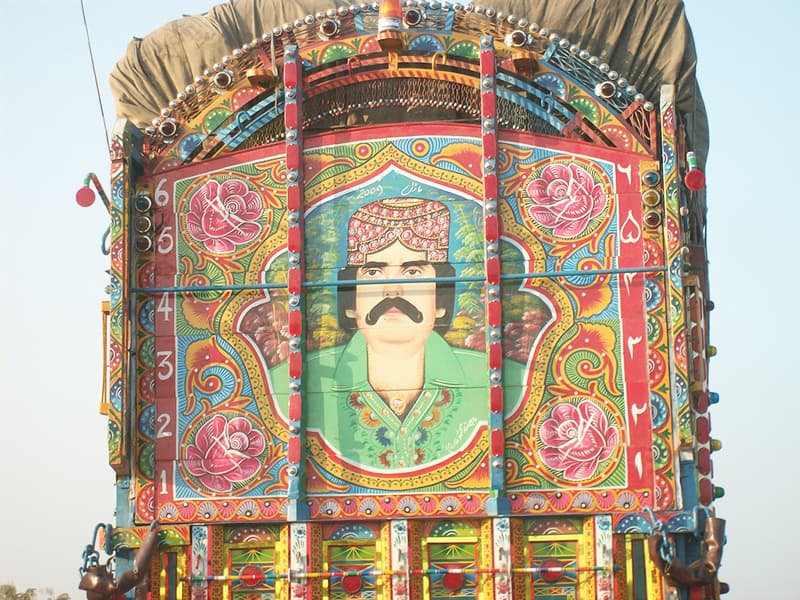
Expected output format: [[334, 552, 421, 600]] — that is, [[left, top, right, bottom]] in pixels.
[[269, 332, 524, 472]]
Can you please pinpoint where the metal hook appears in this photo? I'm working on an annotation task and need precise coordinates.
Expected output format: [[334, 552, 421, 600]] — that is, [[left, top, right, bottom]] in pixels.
[[236, 109, 252, 130], [641, 508, 675, 571], [80, 173, 111, 213], [431, 52, 446, 74], [643, 506, 662, 532], [80, 523, 113, 575], [80, 544, 100, 575], [348, 56, 362, 78], [694, 505, 711, 538], [270, 35, 278, 78], [101, 226, 110, 255]]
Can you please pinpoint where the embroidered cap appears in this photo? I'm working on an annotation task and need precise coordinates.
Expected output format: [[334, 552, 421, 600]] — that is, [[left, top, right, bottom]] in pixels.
[[347, 198, 450, 265]]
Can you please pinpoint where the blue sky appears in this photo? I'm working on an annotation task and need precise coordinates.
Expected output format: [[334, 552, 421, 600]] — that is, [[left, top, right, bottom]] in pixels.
[[0, 1, 797, 598]]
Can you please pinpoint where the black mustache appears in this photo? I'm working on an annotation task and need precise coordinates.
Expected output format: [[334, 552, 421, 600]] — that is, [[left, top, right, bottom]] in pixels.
[[365, 297, 424, 325]]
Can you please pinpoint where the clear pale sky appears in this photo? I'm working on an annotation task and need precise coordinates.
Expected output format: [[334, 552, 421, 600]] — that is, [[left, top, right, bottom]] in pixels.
[[0, 1, 796, 598]]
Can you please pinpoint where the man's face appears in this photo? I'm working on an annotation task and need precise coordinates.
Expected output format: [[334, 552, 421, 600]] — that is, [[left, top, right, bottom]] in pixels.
[[345, 240, 445, 350]]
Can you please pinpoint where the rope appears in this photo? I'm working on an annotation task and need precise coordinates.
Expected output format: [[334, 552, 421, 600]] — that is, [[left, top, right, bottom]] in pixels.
[[79, 0, 112, 157]]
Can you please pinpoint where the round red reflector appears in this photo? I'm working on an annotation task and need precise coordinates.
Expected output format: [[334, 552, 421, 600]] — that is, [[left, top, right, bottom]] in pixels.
[[684, 168, 706, 191], [442, 572, 464, 592], [342, 575, 362, 594], [541, 559, 564, 583], [76, 186, 96, 207]]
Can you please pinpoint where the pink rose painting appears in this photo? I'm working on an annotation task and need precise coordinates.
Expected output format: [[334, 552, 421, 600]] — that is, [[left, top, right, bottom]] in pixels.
[[526, 162, 608, 238], [537, 400, 619, 481], [185, 414, 266, 492], [186, 178, 263, 253]]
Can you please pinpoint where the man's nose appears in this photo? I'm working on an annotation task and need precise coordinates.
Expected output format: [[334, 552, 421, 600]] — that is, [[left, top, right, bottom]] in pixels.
[[383, 281, 403, 297]]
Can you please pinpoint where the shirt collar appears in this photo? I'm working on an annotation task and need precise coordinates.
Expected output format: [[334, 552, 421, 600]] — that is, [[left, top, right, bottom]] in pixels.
[[331, 330, 468, 391]]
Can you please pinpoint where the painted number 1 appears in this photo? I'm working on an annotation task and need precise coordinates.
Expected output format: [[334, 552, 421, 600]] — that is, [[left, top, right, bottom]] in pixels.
[[159, 469, 168, 495]]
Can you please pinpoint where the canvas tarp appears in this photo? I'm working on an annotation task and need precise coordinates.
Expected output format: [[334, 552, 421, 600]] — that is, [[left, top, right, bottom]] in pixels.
[[110, 0, 707, 163]]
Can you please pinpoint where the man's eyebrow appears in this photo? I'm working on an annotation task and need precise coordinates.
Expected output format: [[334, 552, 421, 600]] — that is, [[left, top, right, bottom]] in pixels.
[[400, 260, 432, 268], [358, 260, 431, 270], [360, 261, 388, 270]]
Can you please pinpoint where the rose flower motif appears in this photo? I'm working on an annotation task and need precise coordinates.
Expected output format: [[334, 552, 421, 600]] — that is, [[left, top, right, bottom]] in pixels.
[[537, 400, 619, 481], [184, 414, 265, 492], [526, 163, 608, 238], [186, 179, 263, 253]]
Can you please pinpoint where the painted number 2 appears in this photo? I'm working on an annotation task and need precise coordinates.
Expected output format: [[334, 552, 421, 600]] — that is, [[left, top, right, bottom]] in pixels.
[[156, 413, 173, 439]]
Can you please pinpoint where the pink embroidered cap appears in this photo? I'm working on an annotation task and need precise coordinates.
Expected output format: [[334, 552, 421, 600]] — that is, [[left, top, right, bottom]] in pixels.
[[346, 198, 451, 265]]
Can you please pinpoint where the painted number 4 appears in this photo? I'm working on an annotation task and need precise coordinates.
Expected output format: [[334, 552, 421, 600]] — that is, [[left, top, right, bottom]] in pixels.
[[157, 293, 172, 320]]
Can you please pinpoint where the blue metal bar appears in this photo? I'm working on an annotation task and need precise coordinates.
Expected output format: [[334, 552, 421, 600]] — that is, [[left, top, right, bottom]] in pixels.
[[130, 265, 667, 294]]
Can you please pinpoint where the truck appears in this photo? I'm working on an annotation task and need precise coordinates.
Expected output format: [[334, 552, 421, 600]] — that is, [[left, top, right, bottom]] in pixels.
[[76, 0, 726, 598]]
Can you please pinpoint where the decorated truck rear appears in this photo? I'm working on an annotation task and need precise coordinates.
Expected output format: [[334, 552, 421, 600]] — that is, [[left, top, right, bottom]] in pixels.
[[77, 1, 726, 598]]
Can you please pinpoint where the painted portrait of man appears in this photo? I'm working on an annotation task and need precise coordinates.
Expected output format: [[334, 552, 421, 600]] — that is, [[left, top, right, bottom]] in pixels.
[[268, 197, 525, 473]]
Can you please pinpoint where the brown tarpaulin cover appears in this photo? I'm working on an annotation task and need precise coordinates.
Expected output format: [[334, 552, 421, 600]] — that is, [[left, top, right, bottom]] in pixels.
[[110, 0, 710, 229], [110, 0, 707, 161]]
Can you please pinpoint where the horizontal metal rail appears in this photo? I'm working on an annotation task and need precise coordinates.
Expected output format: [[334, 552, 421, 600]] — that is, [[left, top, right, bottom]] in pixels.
[[130, 265, 667, 294], [185, 564, 614, 583]]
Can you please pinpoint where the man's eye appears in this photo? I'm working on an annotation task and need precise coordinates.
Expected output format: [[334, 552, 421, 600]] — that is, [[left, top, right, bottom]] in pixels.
[[363, 268, 381, 277], [405, 267, 422, 276]]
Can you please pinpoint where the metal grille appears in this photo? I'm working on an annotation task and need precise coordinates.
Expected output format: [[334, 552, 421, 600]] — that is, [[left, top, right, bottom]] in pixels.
[[235, 77, 574, 143], [496, 96, 561, 137], [236, 117, 286, 150], [303, 78, 482, 131]]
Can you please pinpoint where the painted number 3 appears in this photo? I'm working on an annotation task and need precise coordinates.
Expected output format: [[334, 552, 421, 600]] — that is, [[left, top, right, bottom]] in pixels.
[[156, 350, 174, 380]]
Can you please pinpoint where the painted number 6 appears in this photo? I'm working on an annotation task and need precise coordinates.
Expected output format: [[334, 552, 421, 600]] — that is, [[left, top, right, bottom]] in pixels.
[[154, 177, 171, 208]]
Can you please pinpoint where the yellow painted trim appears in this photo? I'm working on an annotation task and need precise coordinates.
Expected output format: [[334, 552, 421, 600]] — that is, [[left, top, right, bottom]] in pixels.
[[524, 532, 586, 600], [421, 536, 481, 599], [623, 535, 665, 600], [99, 300, 110, 415]]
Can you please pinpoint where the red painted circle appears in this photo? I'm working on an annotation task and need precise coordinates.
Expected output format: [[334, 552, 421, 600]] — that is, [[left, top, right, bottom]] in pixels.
[[442, 572, 464, 592], [342, 575, 362, 594], [240, 565, 264, 586], [541, 559, 564, 583]]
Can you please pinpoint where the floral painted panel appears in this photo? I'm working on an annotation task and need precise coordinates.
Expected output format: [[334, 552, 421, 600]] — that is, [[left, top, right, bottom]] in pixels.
[[142, 125, 655, 523]]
